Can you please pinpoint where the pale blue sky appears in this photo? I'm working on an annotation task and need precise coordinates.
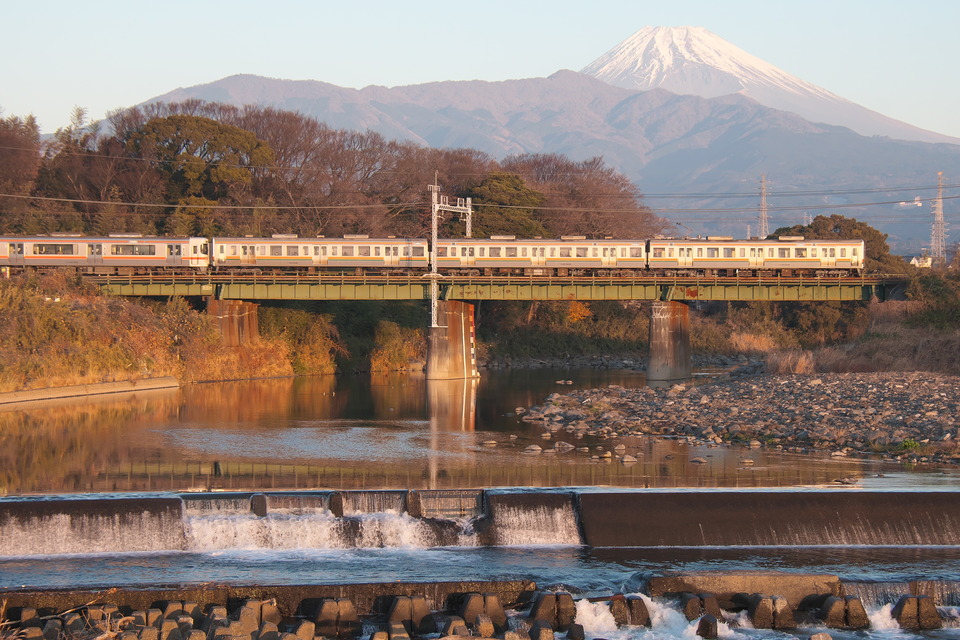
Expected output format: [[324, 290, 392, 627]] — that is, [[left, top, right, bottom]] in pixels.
[[3, 0, 958, 137]]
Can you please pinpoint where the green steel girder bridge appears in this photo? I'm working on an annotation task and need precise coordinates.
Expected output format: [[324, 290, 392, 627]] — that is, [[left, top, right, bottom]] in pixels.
[[89, 273, 909, 302]]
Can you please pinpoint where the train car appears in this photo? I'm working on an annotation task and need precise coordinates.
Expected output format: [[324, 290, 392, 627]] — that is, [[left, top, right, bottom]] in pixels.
[[211, 235, 429, 272], [648, 237, 865, 276], [0, 235, 209, 273], [436, 236, 647, 275]]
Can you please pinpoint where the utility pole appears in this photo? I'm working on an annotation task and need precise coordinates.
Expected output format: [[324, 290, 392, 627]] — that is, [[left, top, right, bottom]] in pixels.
[[759, 175, 769, 239], [427, 176, 473, 328], [932, 171, 946, 268]]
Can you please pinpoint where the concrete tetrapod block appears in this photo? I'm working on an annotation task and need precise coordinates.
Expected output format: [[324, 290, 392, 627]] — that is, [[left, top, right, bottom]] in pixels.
[[458, 593, 485, 626], [387, 622, 410, 640], [746, 595, 774, 630], [680, 593, 702, 621], [566, 623, 585, 640], [528, 592, 557, 628], [337, 598, 362, 639], [696, 614, 719, 639], [483, 593, 507, 632], [607, 595, 629, 627], [623, 595, 649, 627], [408, 595, 431, 635], [387, 596, 413, 633], [314, 599, 340, 638], [528, 620, 555, 640], [772, 596, 796, 629], [555, 592, 576, 631], [472, 613, 495, 638], [843, 596, 868, 629], [892, 595, 919, 630], [917, 595, 943, 630]]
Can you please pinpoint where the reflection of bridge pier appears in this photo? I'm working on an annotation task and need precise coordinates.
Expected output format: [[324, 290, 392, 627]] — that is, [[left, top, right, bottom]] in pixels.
[[427, 377, 479, 489]]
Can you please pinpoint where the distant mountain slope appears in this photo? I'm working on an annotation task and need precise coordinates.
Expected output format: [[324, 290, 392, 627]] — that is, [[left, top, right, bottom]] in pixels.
[[581, 26, 959, 145], [147, 71, 960, 252]]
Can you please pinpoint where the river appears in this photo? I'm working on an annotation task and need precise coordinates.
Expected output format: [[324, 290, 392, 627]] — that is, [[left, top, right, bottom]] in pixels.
[[2, 369, 960, 639]]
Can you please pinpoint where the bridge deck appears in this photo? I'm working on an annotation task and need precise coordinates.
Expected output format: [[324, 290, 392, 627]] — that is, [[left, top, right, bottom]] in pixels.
[[89, 273, 907, 302]]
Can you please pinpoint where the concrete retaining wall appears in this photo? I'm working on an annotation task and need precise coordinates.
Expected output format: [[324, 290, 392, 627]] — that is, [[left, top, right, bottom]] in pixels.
[[577, 491, 960, 547], [0, 376, 179, 406]]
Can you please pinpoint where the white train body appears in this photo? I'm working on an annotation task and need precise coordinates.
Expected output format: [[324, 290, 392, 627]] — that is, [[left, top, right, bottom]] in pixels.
[[0, 234, 866, 276]]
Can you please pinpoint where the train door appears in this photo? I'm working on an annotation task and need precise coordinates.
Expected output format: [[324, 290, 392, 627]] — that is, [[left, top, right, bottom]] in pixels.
[[88, 243, 103, 267], [241, 244, 256, 266], [459, 245, 475, 267], [383, 245, 399, 267], [8, 243, 24, 265], [749, 246, 764, 268], [601, 246, 617, 267], [531, 246, 546, 267], [822, 247, 837, 268], [677, 246, 694, 268]]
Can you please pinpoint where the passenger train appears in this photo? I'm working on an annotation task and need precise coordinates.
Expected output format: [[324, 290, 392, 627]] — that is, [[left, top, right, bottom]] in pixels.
[[0, 233, 866, 277]]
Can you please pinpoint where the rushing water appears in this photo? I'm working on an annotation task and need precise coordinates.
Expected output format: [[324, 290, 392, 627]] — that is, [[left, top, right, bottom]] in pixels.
[[3, 370, 960, 640]]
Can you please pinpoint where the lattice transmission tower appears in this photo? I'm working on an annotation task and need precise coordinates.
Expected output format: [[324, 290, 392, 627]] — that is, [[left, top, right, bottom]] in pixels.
[[759, 175, 769, 238]]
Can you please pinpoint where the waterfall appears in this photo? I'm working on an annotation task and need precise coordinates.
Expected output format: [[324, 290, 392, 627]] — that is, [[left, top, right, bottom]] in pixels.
[[486, 493, 582, 546], [0, 498, 184, 556], [340, 491, 407, 515], [843, 581, 914, 608]]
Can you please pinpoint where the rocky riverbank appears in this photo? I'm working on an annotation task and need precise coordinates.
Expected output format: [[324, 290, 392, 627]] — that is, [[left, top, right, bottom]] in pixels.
[[521, 372, 960, 464]]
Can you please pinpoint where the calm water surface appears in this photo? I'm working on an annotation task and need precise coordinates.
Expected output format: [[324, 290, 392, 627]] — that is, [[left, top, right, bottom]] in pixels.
[[2, 369, 952, 495]]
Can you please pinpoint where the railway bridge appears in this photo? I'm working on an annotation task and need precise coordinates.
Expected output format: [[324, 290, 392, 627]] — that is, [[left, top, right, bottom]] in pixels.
[[89, 272, 909, 381]]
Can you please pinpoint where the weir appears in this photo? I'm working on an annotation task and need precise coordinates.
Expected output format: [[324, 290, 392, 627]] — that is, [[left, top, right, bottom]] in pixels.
[[5, 490, 960, 556]]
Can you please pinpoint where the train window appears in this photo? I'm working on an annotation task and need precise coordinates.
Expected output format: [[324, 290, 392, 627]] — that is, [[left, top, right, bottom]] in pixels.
[[697, 248, 703, 258], [559, 248, 571, 258], [521, 247, 527, 257], [270, 246, 282, 257], [402, 246, 410, 257], [506, 247, 518, 258], [592, 248, 598, 258], [358, 246, 370, 257], [778, 248, 790, 258], [314, 246, 320, 256], [829, 248, 835, 257], [287, 246, 299, 257], [35, 243, 76, 255], [652, 248, 664, 258], [331, 246, 338, 256], [576, 248, 587, 258], [795, 248, 806, 258], [723, 248, 734, 258], [490, 247, 501, 257], [686, 248, 693, 257], [413, 247, 424, 257], [230, 246, 238, 256], [468, 247, 475, 257], [739, 248, 745, 258], [437, 247, 447, 257], [840, 248, 847, 257], [704, 248, 716, 258], [630, 247, 642, 257], [241, 246, 248, 256], [668, 248, 674, 258], [852, 248, 858, 256], [375, 247, 381, 257], [479, 248, 485, 257], [549, 248, 556, 257], [461, 247, 468, 257], [343, 246, 355, 257], [111, 244, 156, 256], [768, 248, 774, 258], [619, 248, 625, 257], [811, 248, 817, 257]]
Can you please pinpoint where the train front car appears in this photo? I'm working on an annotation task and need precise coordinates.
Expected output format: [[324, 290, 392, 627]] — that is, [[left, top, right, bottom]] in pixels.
[[0, 235, 209, 274], [436, 236, 647, 276], [647, 236, 866, 277]]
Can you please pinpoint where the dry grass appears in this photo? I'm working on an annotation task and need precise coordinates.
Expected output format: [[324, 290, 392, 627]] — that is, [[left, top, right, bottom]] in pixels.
[[766, 350, 816, 374], [369, 321, 425, 373]]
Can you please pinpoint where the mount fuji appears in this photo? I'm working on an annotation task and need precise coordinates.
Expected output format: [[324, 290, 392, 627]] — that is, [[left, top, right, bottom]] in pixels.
[[581, 26, 956, 145]]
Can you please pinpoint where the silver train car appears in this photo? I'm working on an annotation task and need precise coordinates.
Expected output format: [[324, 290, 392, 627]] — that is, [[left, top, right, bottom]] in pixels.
[[0, 234, 866, 276]]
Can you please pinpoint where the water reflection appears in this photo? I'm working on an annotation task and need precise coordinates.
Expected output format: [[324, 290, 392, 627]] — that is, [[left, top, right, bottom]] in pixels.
[[0, 370, 956, 496]]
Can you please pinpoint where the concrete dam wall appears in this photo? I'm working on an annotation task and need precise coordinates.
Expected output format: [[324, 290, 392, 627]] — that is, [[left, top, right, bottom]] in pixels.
[[2, 490, 959, 555]]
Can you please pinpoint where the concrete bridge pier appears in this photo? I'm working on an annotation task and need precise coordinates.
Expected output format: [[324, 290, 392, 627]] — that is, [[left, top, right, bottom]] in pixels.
[[206, 298, 260, 346], [647, 300, 691, 382], [426, 300, 480, 380]]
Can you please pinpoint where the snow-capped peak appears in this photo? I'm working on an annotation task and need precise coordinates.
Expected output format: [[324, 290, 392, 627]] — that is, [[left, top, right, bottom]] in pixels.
[[582, 26, 841, 102], [581, 26, 957, 143]]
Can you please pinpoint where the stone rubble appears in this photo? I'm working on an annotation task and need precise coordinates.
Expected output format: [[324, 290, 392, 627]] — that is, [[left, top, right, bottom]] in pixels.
[[521, 372, 960, 464]]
